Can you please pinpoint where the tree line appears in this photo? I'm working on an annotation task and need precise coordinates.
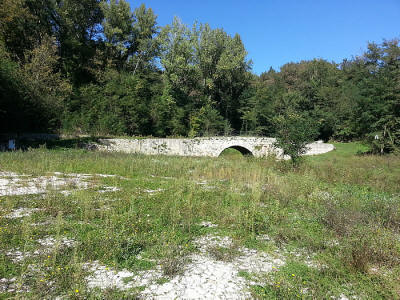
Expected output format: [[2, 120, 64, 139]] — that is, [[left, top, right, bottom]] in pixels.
[[0, 0, 399, 152]]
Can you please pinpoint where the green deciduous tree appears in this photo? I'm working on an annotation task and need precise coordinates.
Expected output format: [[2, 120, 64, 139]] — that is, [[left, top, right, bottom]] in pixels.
[[273, 109, 318, 165], [158, 18, 251, 136]]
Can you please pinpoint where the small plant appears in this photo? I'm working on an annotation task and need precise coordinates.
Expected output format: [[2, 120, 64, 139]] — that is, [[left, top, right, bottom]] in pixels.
[[160, 246, 188, 277], [208, 245, 241, 262]]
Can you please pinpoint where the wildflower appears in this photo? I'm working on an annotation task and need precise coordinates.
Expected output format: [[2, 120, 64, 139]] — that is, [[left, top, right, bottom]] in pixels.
[[75, 289, 79, 293], [292, 274, 295, 277]]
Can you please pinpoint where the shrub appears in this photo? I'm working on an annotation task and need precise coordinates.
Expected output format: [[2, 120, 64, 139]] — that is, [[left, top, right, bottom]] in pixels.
[[273, 112, 318, 165]]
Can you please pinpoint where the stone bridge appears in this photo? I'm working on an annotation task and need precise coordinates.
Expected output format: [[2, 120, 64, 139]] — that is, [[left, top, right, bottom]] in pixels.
[[96, 137, 334, 158]]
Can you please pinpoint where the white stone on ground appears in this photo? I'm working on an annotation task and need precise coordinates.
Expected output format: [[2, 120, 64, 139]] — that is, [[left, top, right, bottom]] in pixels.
[[84, 261, 163, 290], [142, 188, 164, 194], [256, 234, 271, 242], [5, 250, 30, 263], [195, 180, 217, 190], [84, 234, 285, 299], [0, 171, 124, 197], [198, 221, 218, 228], [5, 236, 76, 262], [60, 190, 72, 196], [98, 186, 121, 193], [36, 236, 76, 249], [142, 255, 249, 299], [5, 208, 42, 219], [150, 175, 174, 180], [141, 235, 285, 299], [0, 277, 29, 293]]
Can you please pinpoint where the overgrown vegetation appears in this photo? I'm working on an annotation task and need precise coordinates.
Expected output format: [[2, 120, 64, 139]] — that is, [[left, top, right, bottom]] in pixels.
[[0, 143, 399, 298], [0, 0, 399, 152], [273, 111, 318, 164]]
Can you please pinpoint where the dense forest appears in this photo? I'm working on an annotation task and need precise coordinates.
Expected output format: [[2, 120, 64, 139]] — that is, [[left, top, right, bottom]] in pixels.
[[0, 0, 399, 152]]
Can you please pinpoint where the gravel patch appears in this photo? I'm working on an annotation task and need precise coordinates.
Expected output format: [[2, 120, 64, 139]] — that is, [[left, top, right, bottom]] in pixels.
[[82, 234, 285, 298], [142, 188, 164, 194], [0, 171, 125, 197], [141, 235, 285, 299], [5, 208, 42, 219], [0, 277, 29, 294], [36, 236, 76, 249], [84, 261, 163, 290], [5, 250, 30, 263], [195, 180, 217, 190], [5, 236, 76, 263], [142, 255, 249, 299], [256, 234, 271, 242], [198, 221, 218, 228], [98, 186, 121, 193]]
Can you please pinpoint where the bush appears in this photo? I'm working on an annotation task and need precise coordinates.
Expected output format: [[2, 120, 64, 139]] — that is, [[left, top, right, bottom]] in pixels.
[[273, 112, 318, 165]]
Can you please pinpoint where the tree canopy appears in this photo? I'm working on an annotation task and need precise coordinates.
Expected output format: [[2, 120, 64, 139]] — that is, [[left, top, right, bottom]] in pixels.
[[0, 0, 398, 152]]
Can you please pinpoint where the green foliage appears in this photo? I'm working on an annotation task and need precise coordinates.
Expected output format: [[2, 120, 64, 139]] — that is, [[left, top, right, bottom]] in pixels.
[[0, 143, 399, 297], [273, 110, 318, 164], [100, 0, 158, 73], [0, 37, 71, 133], [23, 36, 72, 127], [188, 104, 226, 137], [64, 70, 162, 136], [53, 0, 104, 84], [0, 0, 398, 146], [158, 18, 251, 135]]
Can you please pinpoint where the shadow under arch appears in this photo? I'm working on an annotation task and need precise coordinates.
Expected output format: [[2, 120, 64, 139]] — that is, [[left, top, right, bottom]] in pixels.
[[218, 145, 253, 157]]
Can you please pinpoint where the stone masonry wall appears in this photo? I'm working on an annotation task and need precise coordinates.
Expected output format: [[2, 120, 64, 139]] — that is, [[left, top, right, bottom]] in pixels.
[[95, 137, 335, 158]]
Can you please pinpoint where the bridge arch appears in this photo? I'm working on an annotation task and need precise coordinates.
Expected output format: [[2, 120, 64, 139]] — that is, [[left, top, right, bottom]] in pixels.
[[218, 145, 253, 157]]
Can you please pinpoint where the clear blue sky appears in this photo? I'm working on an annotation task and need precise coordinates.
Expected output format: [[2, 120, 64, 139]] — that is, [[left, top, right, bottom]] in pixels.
[[129, 0, 400, 74]]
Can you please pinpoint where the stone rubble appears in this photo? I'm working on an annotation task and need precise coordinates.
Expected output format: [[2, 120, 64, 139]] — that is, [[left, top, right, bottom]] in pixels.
[[142, 188, 164, 194], [5, 236, 76, 263], [5, 208, 42, 219], [198, 221, 218, 228], [84, 261, 163, 290], [5, 250, 30, 263], [195, 180, 217, 190], [0, 171, 124, 197], [36, 236, 76, 249], [0, 277, 29, 294], [141, 235, 285, 299], [84, 234, 285, 299], [256, 234, 271, 242], [150, 175, 175, 180], [98, 186, 121, 193]]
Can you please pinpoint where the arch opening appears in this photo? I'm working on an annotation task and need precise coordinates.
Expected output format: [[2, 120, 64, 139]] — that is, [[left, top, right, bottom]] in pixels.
[[219, 145, 253, 157]]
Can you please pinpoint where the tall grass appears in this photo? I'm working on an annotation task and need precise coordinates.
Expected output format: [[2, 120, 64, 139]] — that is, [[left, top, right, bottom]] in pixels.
[[0, 142, 399, 298]]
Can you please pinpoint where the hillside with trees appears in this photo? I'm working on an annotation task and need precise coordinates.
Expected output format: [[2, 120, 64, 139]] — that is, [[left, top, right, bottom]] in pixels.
[[1, 0, 399, 152]]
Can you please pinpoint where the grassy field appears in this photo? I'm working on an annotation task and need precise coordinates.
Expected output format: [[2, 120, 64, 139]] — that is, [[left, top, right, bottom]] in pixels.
[[0, 142, 399, 299]]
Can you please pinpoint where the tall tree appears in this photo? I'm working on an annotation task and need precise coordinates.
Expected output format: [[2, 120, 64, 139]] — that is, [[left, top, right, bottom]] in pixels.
[[158, 18, 251, 136], [131, 4, 159, 74], [53, 0, 104, 84]]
